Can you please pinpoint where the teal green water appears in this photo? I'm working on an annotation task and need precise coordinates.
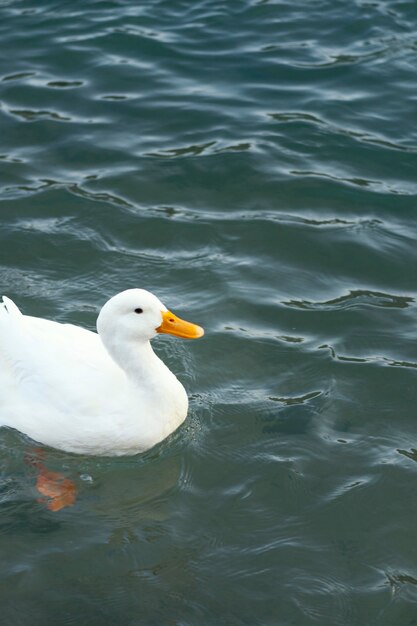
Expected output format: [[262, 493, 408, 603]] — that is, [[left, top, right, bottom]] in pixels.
[[1, 0, 417, 624]]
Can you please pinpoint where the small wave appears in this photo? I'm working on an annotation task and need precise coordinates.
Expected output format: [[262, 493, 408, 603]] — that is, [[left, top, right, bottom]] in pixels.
[[3, 178, 133, 210], [66, 182, 133, 209], [284, 290, 414, 311], [323, 474, 374, 503], [9, 108, 72, 122], [269, 111, 417, 154], [146, 141, 217, 158], [46, 80, 83, 88], [291, 33, 417, 70], [223, 325, 305, 344], [289, 169, 414, 195], [291, 572, 353, 626], [192, 208, 382, 230], [269, 391, 323, 406], [386, 571, 417, 591], [215, 142, 252, 153], [100, 94, 130, 100], [6, 107, 107, 125], [1, 71, 36, 82], [0, 153, 24, 163], [397, 449, 417, 463], [319, 344, 417, 370]]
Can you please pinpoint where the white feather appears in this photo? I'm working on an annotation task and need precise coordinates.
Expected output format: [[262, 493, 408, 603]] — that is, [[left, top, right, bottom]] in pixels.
[[0, 290, 193, 456]]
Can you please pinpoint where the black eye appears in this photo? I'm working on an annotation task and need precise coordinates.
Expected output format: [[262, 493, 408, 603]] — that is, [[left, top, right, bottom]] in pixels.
[[134, 308, 143, 314]]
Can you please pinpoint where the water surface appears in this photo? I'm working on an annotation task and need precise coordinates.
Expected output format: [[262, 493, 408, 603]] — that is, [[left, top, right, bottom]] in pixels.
[[1, 0, 417, 624]]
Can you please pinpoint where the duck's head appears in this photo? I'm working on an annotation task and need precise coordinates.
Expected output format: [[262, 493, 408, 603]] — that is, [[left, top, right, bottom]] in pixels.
[[97, 289, 204, 344]]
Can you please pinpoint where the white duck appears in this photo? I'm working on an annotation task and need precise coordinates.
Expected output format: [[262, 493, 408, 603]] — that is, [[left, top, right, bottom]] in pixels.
[[0, 289, 204, 456]]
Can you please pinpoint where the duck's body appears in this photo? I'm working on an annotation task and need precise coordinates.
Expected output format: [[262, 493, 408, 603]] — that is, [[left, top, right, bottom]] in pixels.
[[0, 290, 203, 456]]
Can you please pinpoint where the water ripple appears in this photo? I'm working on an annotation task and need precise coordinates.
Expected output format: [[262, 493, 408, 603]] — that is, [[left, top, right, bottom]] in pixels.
[[284, 290, 414, 311], [319, 344, 417, 370], [1, 0, 417, 623]]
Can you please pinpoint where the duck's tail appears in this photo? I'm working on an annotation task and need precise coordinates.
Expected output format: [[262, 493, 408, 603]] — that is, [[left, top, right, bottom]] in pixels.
[[1, 296, 23, 318]]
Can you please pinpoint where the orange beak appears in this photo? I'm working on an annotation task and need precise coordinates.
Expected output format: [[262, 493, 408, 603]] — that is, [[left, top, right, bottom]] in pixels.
[[156, 310, 204, 339]]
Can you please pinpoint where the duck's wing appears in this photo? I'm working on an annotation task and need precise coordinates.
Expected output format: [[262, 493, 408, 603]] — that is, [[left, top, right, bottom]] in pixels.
[[0, 296, 125, 417]]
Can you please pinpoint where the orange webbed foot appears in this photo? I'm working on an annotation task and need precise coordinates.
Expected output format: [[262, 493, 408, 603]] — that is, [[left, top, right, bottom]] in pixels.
[[25, 448, 77, 512], [36, 469, 77, 512]]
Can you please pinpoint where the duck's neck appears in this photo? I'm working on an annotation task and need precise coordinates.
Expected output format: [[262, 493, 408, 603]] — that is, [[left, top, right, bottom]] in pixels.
[[101, 334, 168, 386]]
